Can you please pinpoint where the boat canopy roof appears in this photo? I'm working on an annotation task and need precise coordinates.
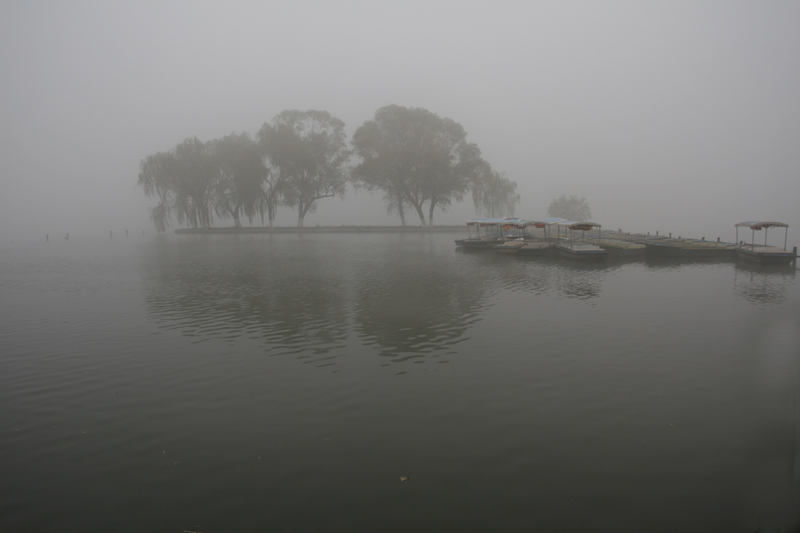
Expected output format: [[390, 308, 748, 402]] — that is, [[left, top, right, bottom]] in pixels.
[[465, 217, 520, 227], [504, 217, 567, 229], [557, 221, 601, 230], [734, 221, 788, 230], [505, 220, 534, 228]]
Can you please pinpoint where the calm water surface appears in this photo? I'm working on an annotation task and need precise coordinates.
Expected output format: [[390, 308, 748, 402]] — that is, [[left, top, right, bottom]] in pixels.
[[1, 232, 799, 532]]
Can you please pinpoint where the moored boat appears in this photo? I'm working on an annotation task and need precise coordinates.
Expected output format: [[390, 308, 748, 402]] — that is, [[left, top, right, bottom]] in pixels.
[[455, 217, 519, 249], [494, 237, 526, 253], [494, 219, 534, 253], [517, 218, 564, 255], [734, 221, 796, 265], [555, 221, 607, 260]]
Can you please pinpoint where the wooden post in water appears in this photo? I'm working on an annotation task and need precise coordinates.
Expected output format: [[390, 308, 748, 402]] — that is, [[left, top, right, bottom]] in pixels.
[[46, 234, 49, 242], [669, 233, 671, 238], [110, 230, 112, 239]]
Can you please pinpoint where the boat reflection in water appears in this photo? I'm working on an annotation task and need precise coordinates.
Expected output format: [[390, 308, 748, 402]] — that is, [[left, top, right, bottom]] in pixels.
[[733, 261, 796, 307]]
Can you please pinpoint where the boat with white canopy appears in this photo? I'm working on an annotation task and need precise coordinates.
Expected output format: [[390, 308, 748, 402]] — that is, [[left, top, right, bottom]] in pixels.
[[734, 221, 796, 265], [455, 218, 519, 249], [555, 221, 607, 260]]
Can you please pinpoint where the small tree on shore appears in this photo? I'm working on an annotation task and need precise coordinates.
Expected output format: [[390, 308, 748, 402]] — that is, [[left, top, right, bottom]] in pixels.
[[548, 194, 592, 221]]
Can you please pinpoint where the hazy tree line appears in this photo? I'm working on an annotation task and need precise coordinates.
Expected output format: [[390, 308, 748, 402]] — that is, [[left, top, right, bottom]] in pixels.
[[138, 105, 520, 230], [547, 194, 592, 222]]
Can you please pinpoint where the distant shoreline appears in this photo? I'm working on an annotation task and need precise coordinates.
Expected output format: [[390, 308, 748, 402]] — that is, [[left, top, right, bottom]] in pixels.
[[174, 225, 465, 234]]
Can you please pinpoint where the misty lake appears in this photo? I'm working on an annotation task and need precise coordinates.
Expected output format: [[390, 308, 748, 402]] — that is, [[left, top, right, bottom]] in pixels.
[[2, 231, 799, 532]]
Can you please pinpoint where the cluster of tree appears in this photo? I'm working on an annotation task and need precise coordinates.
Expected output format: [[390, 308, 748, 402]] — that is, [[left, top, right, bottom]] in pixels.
[[547, 194, 592, 221], [138, 110, 348, 230], [138, 105, 520, 230], [351, 105, 520, 226]]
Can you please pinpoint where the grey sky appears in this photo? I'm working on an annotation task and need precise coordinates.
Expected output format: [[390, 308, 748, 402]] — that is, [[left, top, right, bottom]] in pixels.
[[2, 1, 799, 242]]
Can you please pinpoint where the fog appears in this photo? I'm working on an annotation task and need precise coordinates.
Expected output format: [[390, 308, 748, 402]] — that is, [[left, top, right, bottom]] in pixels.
[[2, 1, 799, 244]]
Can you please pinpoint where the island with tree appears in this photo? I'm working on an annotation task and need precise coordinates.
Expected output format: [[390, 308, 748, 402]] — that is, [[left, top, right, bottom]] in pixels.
[[138, 105, 520, 231]]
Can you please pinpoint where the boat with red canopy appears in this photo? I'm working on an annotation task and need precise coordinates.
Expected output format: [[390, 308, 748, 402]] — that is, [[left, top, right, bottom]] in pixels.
[[555, 221, 607, 260]]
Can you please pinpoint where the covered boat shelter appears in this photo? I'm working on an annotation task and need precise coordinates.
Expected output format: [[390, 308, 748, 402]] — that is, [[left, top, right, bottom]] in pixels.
[[734, 221, 789, 250]]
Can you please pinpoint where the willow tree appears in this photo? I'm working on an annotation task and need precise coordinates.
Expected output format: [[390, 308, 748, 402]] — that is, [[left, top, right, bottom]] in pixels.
[[471, 162, 520, 218], [172, 137, 216, 229], [209, 132, 267, 228], [352, 105, 485, 227], [138, 151, 175, 232], [268, 110, 350, 227], [256, 122, 294, 228], [138, 137, 215, 231]]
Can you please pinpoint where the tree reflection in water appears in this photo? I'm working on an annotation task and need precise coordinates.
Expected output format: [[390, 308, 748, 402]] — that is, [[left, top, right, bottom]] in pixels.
[[142, 234, 492, 366], [141, 234, 774, 368], [352, 252, 488, 362], [143, 235, 351, 366]]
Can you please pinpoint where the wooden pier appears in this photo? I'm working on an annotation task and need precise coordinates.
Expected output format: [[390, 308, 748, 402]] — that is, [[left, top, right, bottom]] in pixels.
[[594, 238, 646, 256], [584, 231, 735, 258]]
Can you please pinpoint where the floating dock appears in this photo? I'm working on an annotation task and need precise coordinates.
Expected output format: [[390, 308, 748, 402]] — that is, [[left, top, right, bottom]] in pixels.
[[594, 238, 646, 256], [639, 238, 735, 258]]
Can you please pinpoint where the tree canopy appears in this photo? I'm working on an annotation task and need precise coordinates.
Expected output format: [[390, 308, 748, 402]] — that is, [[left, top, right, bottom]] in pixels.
[[139, 110, 350, 230], [547, 194, 592, 221], [209, 132, 267, 228], [137, 137, 216, 232], [138, 106, 520, 230], [351, 105, 493, 227], [471, 162, 520, 218], [267, 110, 350, 228]]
